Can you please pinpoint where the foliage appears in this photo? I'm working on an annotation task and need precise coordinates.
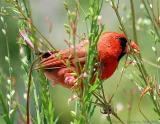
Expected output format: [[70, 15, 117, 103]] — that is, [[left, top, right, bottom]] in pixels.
[[0, 0, 160, 124]]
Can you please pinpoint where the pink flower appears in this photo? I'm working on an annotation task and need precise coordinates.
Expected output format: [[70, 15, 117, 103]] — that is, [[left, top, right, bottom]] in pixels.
[[19, 30, 34, 50]]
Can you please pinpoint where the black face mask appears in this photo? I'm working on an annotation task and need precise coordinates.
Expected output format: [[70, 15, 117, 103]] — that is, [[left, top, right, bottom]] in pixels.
[[118, 37, 127, 61]]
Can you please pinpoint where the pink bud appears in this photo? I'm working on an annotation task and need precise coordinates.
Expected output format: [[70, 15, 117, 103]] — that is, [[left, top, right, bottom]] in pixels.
[[19, 30, 34, 50]]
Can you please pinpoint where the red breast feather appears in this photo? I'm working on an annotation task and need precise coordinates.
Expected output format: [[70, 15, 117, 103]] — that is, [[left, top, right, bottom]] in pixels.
[[97, 32, 126, 79]]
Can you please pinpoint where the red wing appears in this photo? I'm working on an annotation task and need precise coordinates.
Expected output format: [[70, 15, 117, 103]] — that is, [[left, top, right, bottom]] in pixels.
[[37, 40, 88, 70]]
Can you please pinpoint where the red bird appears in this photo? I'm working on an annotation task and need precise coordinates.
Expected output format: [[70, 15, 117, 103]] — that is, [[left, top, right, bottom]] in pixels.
[[34, 32, 139, 89], [17, 31, 137, 89]]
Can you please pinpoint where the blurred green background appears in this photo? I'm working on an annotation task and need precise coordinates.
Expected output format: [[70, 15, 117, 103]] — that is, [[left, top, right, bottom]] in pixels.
[[0, 0, 160, 124]]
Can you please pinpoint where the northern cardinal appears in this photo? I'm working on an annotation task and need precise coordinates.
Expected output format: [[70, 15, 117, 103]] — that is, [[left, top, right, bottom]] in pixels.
[[34, 32, 139, 88]]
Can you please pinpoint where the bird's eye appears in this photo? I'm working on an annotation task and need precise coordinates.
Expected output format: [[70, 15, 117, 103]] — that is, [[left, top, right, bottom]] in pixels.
[[42, 52, 52, 58]]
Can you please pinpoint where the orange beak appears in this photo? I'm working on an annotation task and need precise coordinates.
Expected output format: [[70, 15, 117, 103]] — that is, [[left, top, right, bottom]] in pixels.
[[126, 40, 140, 54]]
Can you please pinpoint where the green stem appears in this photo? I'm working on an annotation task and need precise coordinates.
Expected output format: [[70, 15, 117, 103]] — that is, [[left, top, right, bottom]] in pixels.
[[26, 57, 40, 124], [141, 0, 160, 39], [2, 17, 13, 119], [15, 0, 56, 50], [130, 0, 137, 42], [110, 0, 160, 117]]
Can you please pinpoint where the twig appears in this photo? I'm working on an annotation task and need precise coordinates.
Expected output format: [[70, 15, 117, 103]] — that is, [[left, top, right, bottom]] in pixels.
[[138, 92, 152, 124], [93, 92, 126, 124], [130, 0, 137, 43], [127, 90, 134, 124], [110, 0, 160, 116], [26, 56, 40, 124], [106, 114, 112, 124], [32, 24, 57, 51], [142, 58, 160, 69], [109, 53, 129, 103], [14, 0, 56, 50], [141, 0, 160, 38]]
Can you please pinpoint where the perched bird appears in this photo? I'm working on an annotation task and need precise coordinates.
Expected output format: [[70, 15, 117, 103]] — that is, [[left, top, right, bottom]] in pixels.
[[20, 31, 139, 88], [36, 32, 139, 88]]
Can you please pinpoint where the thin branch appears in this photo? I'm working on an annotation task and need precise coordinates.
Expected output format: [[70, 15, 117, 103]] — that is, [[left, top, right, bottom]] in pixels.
[[26, 56, 40, 124], [130, 0, 138, 42], [141, 0, 160, 38]]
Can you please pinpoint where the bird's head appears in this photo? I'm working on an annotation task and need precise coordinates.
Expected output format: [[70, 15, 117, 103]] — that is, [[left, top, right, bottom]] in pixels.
[[98, 32, 140, 61]]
